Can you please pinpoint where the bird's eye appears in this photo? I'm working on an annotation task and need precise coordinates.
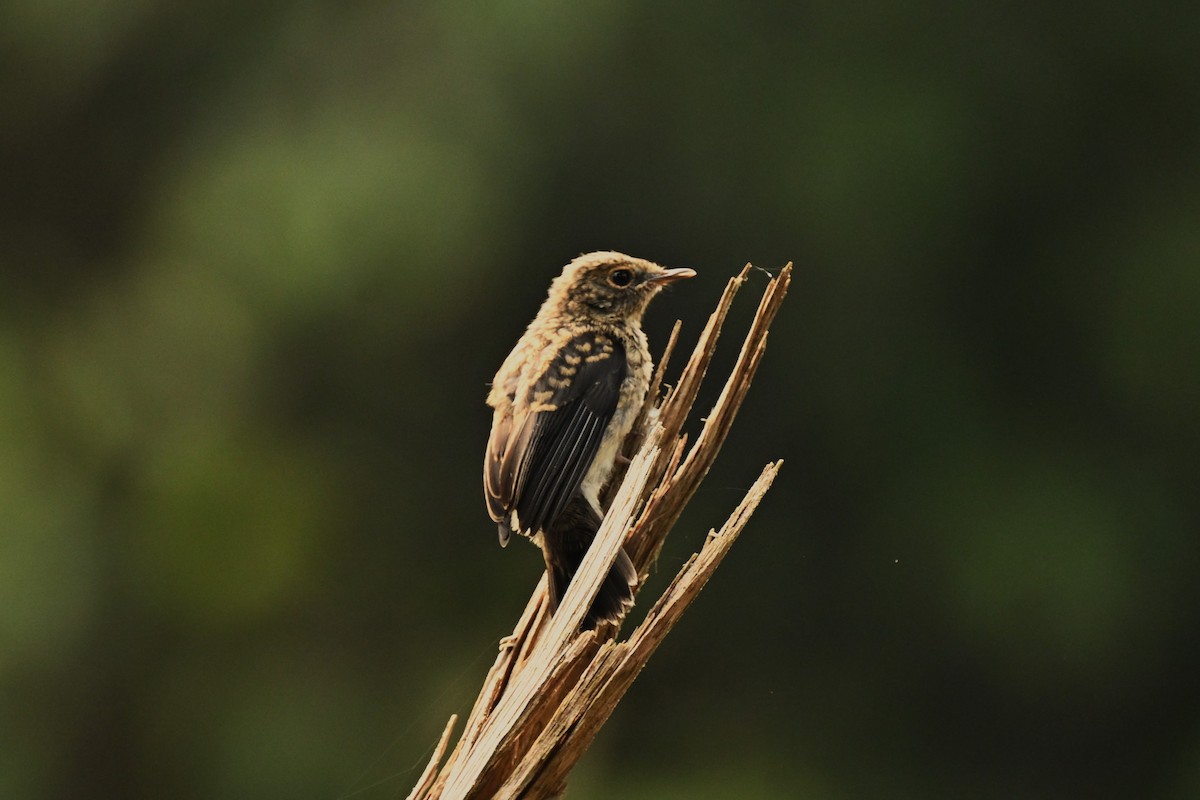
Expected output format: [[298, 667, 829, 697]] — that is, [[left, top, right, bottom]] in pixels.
[[608, 268, 635, 288]]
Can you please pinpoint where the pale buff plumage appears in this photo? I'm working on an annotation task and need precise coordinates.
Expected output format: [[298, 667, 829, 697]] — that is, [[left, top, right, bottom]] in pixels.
[[483, 251, 694, 626]]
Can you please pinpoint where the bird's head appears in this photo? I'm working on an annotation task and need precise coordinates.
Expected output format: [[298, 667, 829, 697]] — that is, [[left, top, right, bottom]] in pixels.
[[550, 251, 696, 322]]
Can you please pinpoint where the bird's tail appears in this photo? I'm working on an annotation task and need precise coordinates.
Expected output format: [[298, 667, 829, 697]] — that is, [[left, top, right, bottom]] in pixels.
[[543, 496, 637, 629]]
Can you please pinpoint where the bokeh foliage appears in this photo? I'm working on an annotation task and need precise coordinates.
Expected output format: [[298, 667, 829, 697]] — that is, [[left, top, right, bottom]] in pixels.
[[2, 2, 1198, 798]]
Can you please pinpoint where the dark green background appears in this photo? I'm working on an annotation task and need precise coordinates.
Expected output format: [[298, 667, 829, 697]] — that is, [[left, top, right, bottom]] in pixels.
[[3, 2, 1198, 798]]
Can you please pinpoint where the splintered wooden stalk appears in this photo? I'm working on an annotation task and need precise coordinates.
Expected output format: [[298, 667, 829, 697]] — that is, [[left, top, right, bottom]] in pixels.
[[412, 263, 792, 800]]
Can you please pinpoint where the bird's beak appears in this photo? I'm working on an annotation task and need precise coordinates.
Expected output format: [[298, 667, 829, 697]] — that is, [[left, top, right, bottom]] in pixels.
[[644, 267, 697, 285]]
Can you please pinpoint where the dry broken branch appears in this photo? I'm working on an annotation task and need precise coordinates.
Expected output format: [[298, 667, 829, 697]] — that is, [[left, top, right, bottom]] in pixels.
[[411, 262, 793, 800]]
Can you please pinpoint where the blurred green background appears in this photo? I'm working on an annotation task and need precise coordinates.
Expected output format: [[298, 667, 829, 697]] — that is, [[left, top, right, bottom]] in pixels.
[[3, 2, 1199, 798]]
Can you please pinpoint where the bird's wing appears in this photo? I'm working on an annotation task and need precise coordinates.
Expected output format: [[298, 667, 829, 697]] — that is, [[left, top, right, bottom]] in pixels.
[[485, 333, 626, 541], [484, 407, 517, 530]]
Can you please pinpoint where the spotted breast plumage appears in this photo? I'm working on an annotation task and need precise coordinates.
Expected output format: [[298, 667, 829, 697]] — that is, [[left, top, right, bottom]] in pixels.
[[484, 251, 695, 628]]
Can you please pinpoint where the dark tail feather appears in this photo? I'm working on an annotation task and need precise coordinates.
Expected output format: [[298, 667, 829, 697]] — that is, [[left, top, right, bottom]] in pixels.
[[543, 497, 637, 629], [547, 546, 637, 629]]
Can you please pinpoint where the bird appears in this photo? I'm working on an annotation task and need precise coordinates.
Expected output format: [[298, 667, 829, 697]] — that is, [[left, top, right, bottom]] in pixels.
[[484, 251, 696, 628]]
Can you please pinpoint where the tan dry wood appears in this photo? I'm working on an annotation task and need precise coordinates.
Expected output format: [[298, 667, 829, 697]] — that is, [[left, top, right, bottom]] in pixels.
[[412, 263, 793, 800]]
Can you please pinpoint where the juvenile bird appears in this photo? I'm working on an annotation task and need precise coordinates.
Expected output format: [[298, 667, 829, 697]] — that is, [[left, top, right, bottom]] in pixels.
[[484, 251, 695, 628]]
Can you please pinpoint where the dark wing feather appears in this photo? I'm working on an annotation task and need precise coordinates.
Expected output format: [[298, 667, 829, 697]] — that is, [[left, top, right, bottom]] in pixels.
[[485, 407, 531, 546], [510, 335, 626, 535], [484, 410, 513, 522]]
